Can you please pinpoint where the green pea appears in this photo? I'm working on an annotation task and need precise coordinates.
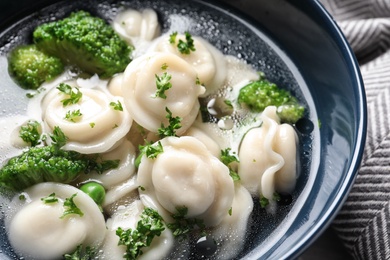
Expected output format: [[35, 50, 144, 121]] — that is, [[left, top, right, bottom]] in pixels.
[[80, 182, 105, 206]]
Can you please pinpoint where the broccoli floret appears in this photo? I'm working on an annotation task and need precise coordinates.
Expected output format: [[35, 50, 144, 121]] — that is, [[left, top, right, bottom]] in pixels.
[[238, 78, 305, 123], [8, 44, 64, 89], [33, 11, 132, 78], [0, 145, 119, 191]]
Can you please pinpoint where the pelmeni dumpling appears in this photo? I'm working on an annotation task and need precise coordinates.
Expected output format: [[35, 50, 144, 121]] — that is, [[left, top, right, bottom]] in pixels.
[[212, 184, 253, 260], [100, 200, 174, 260], [122, 52, 205, 135], [238, 106, 298, 200], [42, 81, 132, 154], [5, 182, 106, 260], [150, 34, 227, 96], [76, 139, 136, 189], [137, 136, 234, 227], [113, 9, 160, 43]]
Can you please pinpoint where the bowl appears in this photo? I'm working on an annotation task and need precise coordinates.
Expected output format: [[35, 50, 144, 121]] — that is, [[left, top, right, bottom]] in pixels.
[[0, 0, 366, 259]]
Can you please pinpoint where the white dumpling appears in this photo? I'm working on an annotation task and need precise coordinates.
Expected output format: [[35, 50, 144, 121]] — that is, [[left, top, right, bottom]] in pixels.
[[183, 125, 222, 158], [122, 52, 205, 135], [212, 184, 253, 260], [113, 9, 160, 42], [5, 183, 106, 260], [100, 200, 174, 260], [238, 106, 298, 200], [42, 82, 132, 154], [150, 34, 227, 96], [76, 139, 136, 189], [137, 136, 234, 227]]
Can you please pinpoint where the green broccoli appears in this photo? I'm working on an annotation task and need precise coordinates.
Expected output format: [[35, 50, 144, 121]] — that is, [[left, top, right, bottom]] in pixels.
[[0, 145, 119, 191], [238, 77, 305, 124], [33, 10, 132, 78], [8, 44, 64, 89]]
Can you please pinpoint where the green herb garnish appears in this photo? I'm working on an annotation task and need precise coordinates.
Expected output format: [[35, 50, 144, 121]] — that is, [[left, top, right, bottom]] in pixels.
[[60, 193, 84, 219], [50, 126, 68, 150], [166, 206, 205, 238], [110, 100, 123, 111], [64, 109, 83, 122], [135, 141, 164, 168], [116, 207, 165, 260], [154, 72, 172, 99], [57, 83, 82, 107], [41, 192, 59, 204], [158, 107, 182, 138], [63, 244, 97, 260], [220, 148, 240, 181]]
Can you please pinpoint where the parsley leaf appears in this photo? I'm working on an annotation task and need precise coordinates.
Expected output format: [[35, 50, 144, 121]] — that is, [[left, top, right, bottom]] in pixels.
[[116, 207, 165, 260], [169, 32, 178, 44], [135, 141, 164, 168], [260, 196, 269, 208], [220, 148, 240, 181], [154, 72, 172, 99], [60, 193, 84, 219], [158, 107, 182, 138], [166, 206, 205, 238], [50, 126, 68, 151], [57, 83, 83, 107], [41, 192, 59, 204], [110, 100, 123, 111], [63, 244, 97, 260], [64, 109, 83, 122], [19, 120, 42, 146], [169, 31, 196, 55]]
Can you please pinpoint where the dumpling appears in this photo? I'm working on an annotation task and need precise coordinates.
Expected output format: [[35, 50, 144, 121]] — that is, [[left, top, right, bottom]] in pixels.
[[137, 136, 234, 227], [212, 184, 253, 260], [150, 33, 227, 96], [100, 200, 174, 260], [5, 182, 106, 260], [238, 106, 298, 200], [113, 8, 161, 43], [42, 81, 132, 154], [122, 52, 205, 135]]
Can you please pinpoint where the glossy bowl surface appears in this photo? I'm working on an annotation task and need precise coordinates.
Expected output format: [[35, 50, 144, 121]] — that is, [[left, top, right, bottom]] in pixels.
[[0, 0, 366, 259]]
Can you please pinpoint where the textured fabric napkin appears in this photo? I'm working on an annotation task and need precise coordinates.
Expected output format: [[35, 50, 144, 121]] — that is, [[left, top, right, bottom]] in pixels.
[[321, 0, 390, 259]]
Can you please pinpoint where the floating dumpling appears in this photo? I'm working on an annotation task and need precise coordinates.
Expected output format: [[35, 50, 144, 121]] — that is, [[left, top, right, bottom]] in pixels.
[[113, 8, 161, 43], [150, 33, 227, 96], [122, 52, 205, 135], [238, 106, 298, 200], [5, 182, 106, 260], [42, 81, 132, 154], [137, 136, 234, 227]]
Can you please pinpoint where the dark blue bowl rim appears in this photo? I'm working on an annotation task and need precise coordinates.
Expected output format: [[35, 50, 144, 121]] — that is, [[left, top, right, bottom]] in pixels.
[[285, 0, 367, 259]]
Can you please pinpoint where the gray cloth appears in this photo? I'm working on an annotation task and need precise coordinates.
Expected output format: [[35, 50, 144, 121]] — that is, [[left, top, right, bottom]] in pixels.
[[321, 0, 390, 259]]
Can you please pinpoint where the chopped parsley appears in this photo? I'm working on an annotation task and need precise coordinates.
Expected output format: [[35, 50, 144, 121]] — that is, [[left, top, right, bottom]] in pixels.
[[110, 100, 123, 111], [50, 126, 68, 150], [19, 120, 42, 146], [41, 192, 59, 204], [169, 32, 178, 44], [64, 109, 83, 122], [166, 206, 205, 238], [260, 196, 269, 208], [57, 83, 83, 107], [220, 148, 240, 181], [169, 31, 196, 55], [116, 207, 165, 260], [154, 72, 172, 99], [89, 122, 95, 128], [63, 244, 97, 260], [228, 207, 233, 216], [161, 63, 168, 70], [158, 107, 182, 138], [135, 141, 164, 168], [60, 193, 84, 219]]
